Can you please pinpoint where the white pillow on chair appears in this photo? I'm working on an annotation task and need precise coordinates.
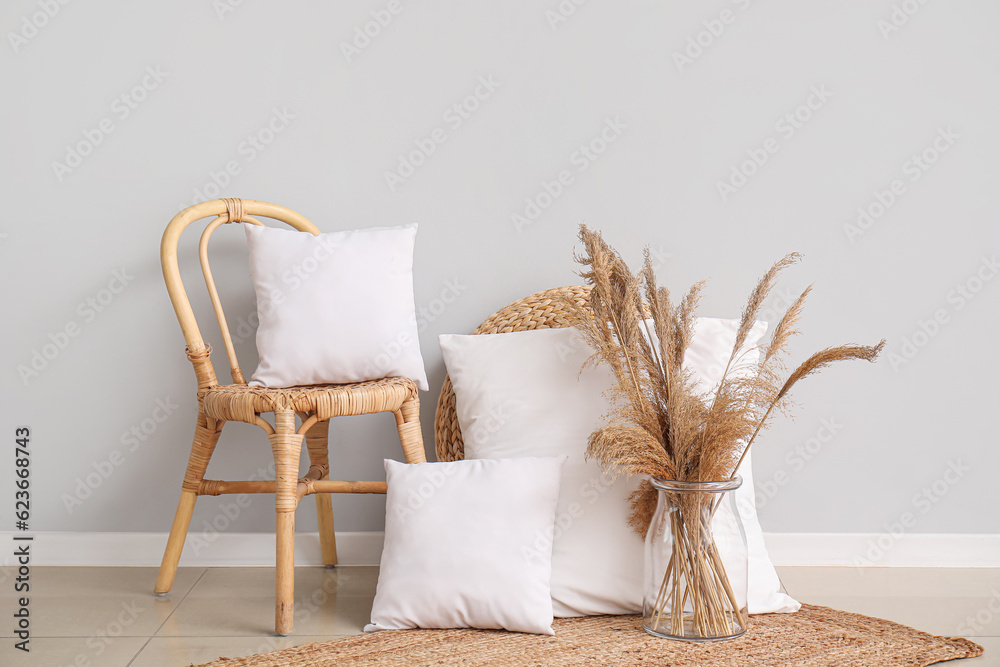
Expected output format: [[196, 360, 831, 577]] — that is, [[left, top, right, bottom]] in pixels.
[[244, 223, 428, 390], [440, 320, 800, 617], [366, 457, 566, 635]]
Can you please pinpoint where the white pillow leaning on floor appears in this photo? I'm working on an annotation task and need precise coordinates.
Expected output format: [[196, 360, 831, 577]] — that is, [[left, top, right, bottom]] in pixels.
[[366, 457, 566, 635], [440, 318, 800, 617]]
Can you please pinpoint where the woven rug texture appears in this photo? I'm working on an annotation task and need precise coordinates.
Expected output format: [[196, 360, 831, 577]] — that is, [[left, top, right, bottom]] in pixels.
[[190, 604, 984, 667]]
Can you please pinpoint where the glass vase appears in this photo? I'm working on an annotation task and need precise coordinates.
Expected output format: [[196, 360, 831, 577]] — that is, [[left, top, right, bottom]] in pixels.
[[643, 476, 748, 641]]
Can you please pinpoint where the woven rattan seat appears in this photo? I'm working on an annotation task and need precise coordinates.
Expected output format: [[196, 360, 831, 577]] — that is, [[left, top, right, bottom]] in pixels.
[[201, 377, 417, 423], [435, 285, 591, 462], [155, 199, 426, 636]]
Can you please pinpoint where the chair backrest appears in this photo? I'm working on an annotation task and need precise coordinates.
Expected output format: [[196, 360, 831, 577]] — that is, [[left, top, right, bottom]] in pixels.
[[160, 198, 320, 389], [433, 285, 592, 462]]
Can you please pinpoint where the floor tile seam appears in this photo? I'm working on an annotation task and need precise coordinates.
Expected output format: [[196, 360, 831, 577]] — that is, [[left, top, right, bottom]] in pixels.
[[125, 636, 154, 667], [150, 568, 210, 638]]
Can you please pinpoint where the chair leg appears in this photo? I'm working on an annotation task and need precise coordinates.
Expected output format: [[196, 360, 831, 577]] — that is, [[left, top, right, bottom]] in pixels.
[[394, 395, 427, 463], [155, 412, 222, 595], [270, 410, 303, 636], [305, 419, 337, 567]]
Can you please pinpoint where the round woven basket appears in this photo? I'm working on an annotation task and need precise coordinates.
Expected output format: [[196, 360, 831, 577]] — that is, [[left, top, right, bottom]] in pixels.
[[434, 285, 592, 462]]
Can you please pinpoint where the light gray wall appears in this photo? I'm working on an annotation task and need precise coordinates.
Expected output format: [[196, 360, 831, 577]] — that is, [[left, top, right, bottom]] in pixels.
[[2, 1, 997, 538]]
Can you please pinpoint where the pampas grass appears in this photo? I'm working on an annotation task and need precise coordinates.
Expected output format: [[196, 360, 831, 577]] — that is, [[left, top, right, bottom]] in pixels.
[[569, 225, 884, 534], [568, 225, 884, 640]]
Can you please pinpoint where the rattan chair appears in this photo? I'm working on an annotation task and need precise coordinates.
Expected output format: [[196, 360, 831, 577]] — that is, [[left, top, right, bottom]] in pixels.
[[435, 286, 591, 462], [155, 198, 426, 635]]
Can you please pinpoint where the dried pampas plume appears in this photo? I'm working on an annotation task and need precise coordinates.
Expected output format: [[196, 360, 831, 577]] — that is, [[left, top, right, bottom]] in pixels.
[[569, 225, 884, 536]]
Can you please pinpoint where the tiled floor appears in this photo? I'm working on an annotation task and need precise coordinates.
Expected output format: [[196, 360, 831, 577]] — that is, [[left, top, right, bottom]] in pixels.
[[2, 566, 996, 666]]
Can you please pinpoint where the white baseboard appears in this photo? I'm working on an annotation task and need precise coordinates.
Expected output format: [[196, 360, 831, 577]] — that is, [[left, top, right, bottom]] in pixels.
[[0, 531, 997, 568], [764, 532, 1000, 568], [0, 531, 385, 567]]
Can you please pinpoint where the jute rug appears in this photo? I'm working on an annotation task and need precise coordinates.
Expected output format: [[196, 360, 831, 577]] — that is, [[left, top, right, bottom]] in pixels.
[[190, 604, 984, 666]]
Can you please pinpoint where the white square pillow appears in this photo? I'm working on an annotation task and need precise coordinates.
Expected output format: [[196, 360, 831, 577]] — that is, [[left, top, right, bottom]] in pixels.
[[440, 319, 799, 617], [244, 223, 428, 390], [366, 457, 565, 635]]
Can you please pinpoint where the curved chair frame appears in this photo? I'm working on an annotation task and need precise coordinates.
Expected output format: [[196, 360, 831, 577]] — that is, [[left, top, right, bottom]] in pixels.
[[156, 198, 426, 635], [435, 285, 591, 462]]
